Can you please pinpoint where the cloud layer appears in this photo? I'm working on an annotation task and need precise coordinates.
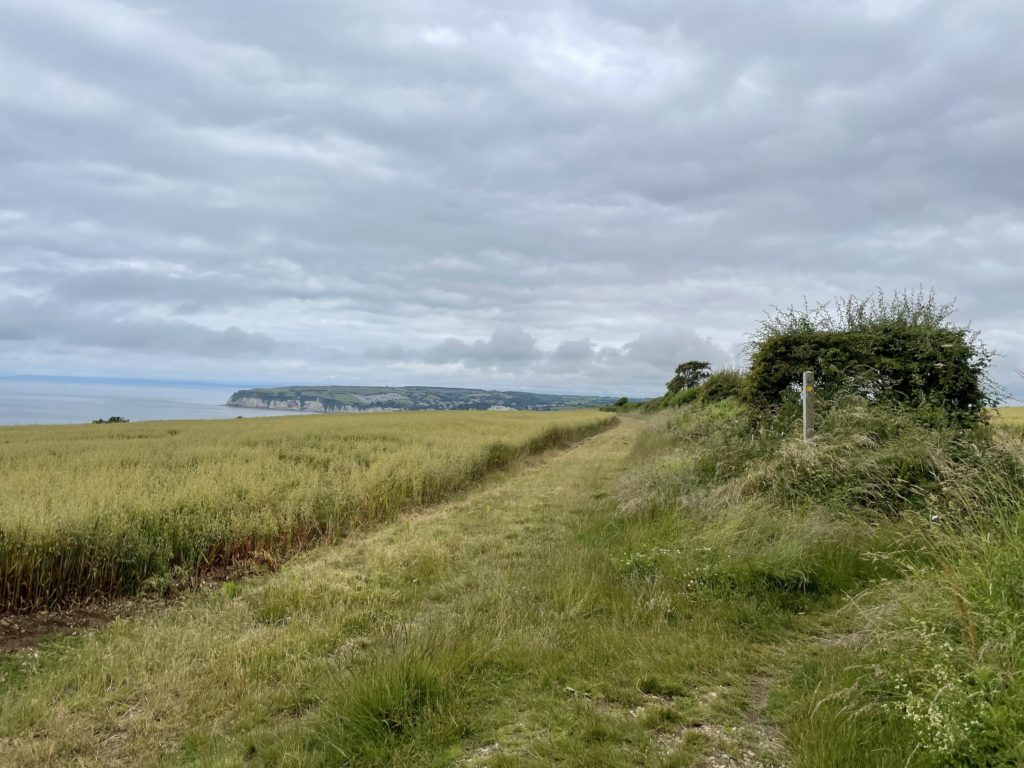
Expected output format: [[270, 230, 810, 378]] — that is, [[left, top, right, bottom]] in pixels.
[[1, 0, 1022, 396]]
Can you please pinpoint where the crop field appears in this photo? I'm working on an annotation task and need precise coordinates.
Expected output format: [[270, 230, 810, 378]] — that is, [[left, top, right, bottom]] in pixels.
[[994, 405, 1024, 427], [0, 410, 614, 612]]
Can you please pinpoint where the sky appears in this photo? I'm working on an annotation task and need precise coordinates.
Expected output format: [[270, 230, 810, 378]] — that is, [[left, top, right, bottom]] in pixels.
[[1, 0, 1022, 398]]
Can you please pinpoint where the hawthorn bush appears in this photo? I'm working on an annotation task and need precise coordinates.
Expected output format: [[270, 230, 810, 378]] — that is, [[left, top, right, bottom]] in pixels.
[[746, 290, 996, 421]]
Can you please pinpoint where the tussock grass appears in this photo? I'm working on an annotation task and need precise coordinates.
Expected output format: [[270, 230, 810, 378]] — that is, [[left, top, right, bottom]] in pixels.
[[793, 425, 1024, 765], [0, 410, 614, 612], [784, 508, 1024, 767], [317, 620, 491, 765], [616, 400, 908, 604]]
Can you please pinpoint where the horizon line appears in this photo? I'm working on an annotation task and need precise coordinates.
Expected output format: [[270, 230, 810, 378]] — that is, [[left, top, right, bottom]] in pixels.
[[0, 374, 634, 399]]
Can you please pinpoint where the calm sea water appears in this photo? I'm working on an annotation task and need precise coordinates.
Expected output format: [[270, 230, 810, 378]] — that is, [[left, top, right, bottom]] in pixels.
[[0, 379, 298, 426]]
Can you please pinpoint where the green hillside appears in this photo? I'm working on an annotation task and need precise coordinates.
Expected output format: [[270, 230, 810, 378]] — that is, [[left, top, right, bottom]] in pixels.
[[227, 385, 615, 412]]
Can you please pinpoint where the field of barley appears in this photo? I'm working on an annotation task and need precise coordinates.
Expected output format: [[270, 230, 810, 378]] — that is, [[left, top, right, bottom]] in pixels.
[[0, 410, 614, 612], [994, 405, 1024, 427]]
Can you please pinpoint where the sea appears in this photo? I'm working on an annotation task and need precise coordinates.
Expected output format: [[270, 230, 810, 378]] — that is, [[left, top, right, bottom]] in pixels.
[[0, 377, 298, 426]]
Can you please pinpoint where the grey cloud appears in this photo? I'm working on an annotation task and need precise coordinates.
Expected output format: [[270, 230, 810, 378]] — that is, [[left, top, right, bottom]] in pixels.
[[0, 297, 276, 358], [0, 0, 1022, 397], [618, 330, 732, 370], [423, 326, 543, 367], [553, 339, 595, 361], [46, 266, 335, 314], [364, 326, 733, 394]]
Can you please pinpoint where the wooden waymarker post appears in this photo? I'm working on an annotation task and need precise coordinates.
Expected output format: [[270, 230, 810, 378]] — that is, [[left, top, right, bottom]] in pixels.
[[802, 370, 815, 442]]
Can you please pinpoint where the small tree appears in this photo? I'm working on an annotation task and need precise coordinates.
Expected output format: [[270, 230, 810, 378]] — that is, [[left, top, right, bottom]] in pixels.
[[666, 361, 711, 394]]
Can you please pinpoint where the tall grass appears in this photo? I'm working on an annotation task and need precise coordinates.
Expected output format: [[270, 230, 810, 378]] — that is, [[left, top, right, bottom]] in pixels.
[[0, 410, 615, 612], [316, 619, 493, 765], [616, 396, 1024, 765], [783, 450, 1024, 767]]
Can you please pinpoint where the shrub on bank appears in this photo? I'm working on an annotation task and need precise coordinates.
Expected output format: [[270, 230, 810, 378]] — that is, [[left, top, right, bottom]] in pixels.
[[746, 290, 997, 422]]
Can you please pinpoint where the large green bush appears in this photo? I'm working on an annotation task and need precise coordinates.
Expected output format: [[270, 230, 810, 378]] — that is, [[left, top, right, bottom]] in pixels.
[[746, 290, 996, 420], [698, 369, 747, 403]]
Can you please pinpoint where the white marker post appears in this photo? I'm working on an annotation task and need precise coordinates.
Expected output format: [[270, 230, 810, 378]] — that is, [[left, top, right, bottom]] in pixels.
[[802, 370, 815, 442]]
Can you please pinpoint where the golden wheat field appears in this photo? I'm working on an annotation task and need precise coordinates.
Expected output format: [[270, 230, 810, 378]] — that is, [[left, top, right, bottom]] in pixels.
[[0, 410, 614, 612], [994, 406, 1024, 426]]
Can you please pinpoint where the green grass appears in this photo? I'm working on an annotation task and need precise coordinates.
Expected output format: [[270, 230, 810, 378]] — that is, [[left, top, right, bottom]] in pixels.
[[0, 410, 614, 611]]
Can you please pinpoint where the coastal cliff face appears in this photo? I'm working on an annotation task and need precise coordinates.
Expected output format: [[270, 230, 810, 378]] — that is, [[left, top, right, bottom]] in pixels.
[[229, 396, 326, 412], [226, 386, 616, 413], [227, 396, 396, 413]]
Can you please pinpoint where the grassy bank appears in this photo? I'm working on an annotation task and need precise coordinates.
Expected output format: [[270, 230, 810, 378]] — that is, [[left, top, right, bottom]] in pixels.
[[0, 410, 614, 612], [619, 398, 1024, 766]]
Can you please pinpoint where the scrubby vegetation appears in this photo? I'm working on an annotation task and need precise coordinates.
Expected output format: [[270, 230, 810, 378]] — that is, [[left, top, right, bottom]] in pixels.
[[619, 391, 1024, 766], [611, 367, 749, 413], [0, 410, 614, 612], [747, 289, 995, 420]]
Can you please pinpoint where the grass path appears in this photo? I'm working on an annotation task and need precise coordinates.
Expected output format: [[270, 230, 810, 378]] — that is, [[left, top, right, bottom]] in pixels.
[[1, 417, 792, 767]]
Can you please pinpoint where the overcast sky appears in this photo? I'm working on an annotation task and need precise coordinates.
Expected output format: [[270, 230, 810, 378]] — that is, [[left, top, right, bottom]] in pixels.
[[1, 0, 1022, 397]]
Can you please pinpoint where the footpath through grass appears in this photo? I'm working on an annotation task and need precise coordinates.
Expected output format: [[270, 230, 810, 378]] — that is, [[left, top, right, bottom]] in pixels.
[[0, 416, 793, 767]]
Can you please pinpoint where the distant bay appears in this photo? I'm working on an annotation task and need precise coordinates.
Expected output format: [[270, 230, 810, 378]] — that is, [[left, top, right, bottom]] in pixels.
[[0, 377, 305, 426]]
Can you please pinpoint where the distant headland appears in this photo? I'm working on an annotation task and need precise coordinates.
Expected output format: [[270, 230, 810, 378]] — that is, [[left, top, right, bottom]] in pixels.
[[226, 385, 615, 413]]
